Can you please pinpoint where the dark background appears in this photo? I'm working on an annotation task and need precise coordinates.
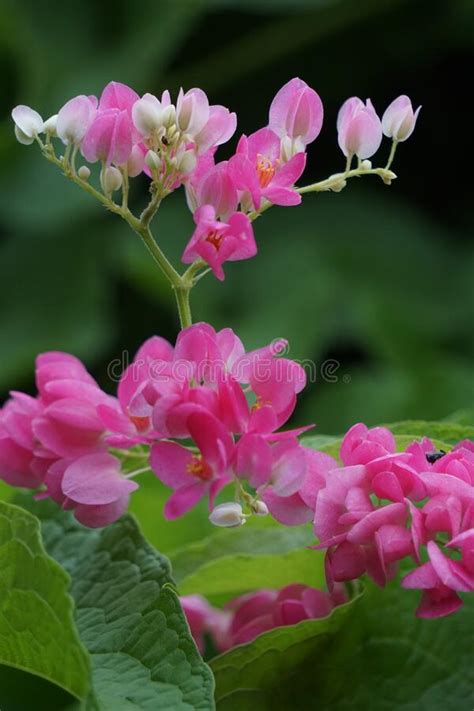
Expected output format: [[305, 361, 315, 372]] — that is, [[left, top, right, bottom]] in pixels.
[[1, 0, 473, 435]]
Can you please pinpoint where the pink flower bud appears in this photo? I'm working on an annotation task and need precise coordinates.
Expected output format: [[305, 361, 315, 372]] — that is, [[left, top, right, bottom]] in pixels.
[[269, 77, 324, 146], [194, 105, 237, 154], [81, 109, 133, 166], [176, 88, 210, 137], [337, 97, 382, 160], [56, 95, 98, 146], [11, 105, 44, 144], [382, 95, 421, 142], [196, 162, 238, 220], [126, 144, 145, 178]]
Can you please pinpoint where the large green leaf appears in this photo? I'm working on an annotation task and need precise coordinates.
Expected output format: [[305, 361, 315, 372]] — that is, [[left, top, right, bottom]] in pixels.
[[212, 576, 474, 710], [172, 518, 323, 604], [0, 500, 90, 705], [211, 589, 362, 708], [20, 497, 215, 711]]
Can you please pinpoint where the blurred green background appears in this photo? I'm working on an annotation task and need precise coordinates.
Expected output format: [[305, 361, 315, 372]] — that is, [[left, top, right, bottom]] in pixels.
[[1, 0, 473, 435]]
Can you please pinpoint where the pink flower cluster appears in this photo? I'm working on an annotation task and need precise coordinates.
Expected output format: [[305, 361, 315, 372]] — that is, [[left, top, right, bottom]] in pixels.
[[309, 423, 474, 618], [12, 81, 420, 282], [0, 323, 316, 527], [181, 582, 346, 653]]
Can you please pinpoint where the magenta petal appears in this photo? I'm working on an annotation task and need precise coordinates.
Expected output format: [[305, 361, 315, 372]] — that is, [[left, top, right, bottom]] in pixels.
[[164, 482, 206, 520], [261, 488, 312, 525], [150, 441, 194, 489], [62, 453, 137, 505], [74, 494, 131, 528]]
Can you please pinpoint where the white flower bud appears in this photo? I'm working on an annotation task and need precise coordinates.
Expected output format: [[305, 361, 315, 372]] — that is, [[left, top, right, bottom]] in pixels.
[[101, 166, 122, 194], [161, 105, 176, 127], [43, 114, 58, 136], [253, 501, 269, 516], [132, 94, 166, 138], [78, 165, 91, 180], [209, 502, 246, 528], [144, 150, 162, 172], [360, 159, 372, 170], [177, 149, 197, 175], [11, 105, 44, 144]]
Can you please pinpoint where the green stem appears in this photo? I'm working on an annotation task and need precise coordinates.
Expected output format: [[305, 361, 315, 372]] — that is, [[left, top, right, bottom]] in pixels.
[[174, 285, 193, 329], [385, 140, 399, 170]]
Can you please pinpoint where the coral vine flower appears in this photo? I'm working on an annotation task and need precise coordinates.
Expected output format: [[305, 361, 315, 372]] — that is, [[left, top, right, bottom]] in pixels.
[[11, 105, 44, 145], [337, 97, 382, 160], [382, 95, 421, 142], [82, 109, 133, 166], [150, 410, 234, 519], [269, 77, 324, 149], [182, 205, 256, 280], [56, 95, 98, 146], [229, 128, 306, 210]]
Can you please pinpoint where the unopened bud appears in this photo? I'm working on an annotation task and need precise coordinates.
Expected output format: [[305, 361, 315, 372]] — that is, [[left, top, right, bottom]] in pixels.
[[145, 150, 162, 173], [381, 169, 397, 185], [178, 149, 197, 174], [43, 114, 58, 136], [101, 166, 122, 194], [360, 159, 372, 170], [78, 165, 91, 180], [161, 105, 176, 127], [253, 501, 269, 516], [127, 144, 145, 178], [209, 502, 246, 528]]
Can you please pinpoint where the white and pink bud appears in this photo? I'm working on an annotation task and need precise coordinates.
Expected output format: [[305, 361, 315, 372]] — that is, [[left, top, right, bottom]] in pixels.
[[56, 95, 97, 146], [382, 95, 421, 142], [269, 77, 324, 147], [11, 105, 44, 145], [253, 500, 269, 516], [132, 93, 170, 139], [144, 149, 162, 173], [209, 502, 246, 528], [337, 97, 382, 160], [78, 165, 91, 180], [176, 88, 210, 137], [126, 144, 145, 178], [177, 149, 197, 175]]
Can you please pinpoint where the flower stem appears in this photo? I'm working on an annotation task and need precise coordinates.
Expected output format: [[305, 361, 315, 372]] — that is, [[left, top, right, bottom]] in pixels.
[[385, 140, 399, 170], [174, 285, 193, 329]]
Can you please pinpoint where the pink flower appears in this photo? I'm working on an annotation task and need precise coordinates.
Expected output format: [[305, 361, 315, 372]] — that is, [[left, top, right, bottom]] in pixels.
[[180, 595, 231, 653], [176, 88, 210, 137], [44, 453, 137, 528], [99, 81, 139, 116], [81, 109, 133, 166], [382, 95, 421, 142], [340, 422, 396, 466], [182, 204, 256, 281], [0, 393, 46, 488], [194, 161, 238, 220], [337, 97, 382, 160], [229, 128, 305, 210], [224, 583, 345, 648], [150, 410, 234, 519], [269, 78, 324, 148], [194, 105, 237, 154], [56, 95, 98, 146]]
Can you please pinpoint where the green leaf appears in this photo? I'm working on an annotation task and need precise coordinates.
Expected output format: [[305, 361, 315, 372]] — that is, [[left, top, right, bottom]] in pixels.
[[213, 575, 474, 710], [383, 419, 474, 444], [20, 497, 215, 710], [174, 519, 323, 604], [211, 590, 362, 708], [0, 500, 90, 704]]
